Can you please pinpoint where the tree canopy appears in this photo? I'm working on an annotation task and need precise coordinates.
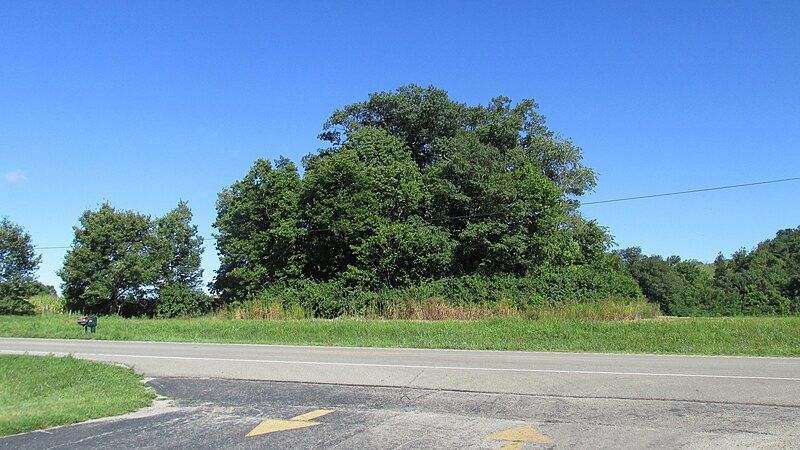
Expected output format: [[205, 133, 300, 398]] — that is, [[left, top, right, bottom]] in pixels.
[[213, 85, 616, 302], [0, 218, 43, 314], [618, 227, 800, 316], [713, 226, 800, 315], [617, 247, 719, 316], [59, 202, 208, 316]]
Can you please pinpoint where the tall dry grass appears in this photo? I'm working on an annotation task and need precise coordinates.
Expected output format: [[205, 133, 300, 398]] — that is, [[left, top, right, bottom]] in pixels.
[[217, 297, 659, 321], [526, 298, 661, 321], [214, 300, 309, 320], [368, 298, 522, 320]]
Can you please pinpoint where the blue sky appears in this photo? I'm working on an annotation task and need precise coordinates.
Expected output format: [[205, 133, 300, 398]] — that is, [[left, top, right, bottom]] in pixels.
[[1, 0, 798, 291]]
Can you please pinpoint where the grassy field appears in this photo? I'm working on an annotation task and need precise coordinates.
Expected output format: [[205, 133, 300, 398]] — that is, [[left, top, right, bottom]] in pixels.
[[0, 355, 154, 436], [1, 314, 799, 356]]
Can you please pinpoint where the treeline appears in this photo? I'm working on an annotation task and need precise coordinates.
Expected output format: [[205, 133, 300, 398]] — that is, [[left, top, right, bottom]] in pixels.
[[1, 206, 212, 317], [618, 227, 800, 316], [1, 85, 798, 318]]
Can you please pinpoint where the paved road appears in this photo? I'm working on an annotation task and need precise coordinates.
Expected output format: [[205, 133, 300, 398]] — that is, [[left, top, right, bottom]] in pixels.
[[2, 338, 799, 405], [2, 338, 800, 448]]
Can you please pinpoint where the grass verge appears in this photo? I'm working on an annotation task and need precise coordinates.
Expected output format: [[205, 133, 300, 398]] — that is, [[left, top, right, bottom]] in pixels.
[[1, 314, 799, 356], [0, 355, 155, 436]]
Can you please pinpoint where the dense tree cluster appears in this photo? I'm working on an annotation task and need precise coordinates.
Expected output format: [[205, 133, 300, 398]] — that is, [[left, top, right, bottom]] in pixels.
[[59, 202, 209, 317], [619, 226, 800, 316], [713, 226, 800, 315], [212, 85, 624, 303], [617, 248, 719, 316]]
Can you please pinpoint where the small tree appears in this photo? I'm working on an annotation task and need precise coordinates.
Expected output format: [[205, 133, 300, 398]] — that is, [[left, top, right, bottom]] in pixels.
[[0, 218, 42, 314], [155, 281, 212, 318]]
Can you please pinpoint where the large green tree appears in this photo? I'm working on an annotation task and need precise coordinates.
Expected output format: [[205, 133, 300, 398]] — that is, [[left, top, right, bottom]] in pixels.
[[213, 158, 304, 301], [301, 127, 434, 282], [0, 218, 42, 314], [154, 201, 204, 289], [213, 85, 615, 303], [60, 202, 206, 316], [60, 204, 156, 315], [320, 86, 596, 196], [153, 202, 207, 317]]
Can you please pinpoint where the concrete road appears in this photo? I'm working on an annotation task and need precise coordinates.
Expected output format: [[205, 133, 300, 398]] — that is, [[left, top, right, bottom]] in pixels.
[[2, 338, 800, 448]]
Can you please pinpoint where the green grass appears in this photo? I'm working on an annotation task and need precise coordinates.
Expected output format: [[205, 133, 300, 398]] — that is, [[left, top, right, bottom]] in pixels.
[[0, 354, 155, 436], [1, 314, 799, 356]]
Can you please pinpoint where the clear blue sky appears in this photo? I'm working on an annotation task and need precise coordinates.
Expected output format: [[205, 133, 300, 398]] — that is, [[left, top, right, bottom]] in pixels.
[[2, 0, 798, 291]]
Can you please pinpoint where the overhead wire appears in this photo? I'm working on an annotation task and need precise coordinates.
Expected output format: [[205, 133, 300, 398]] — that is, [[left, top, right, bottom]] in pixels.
[[32, 176, 799, 250], [581, 176, 800, 205]]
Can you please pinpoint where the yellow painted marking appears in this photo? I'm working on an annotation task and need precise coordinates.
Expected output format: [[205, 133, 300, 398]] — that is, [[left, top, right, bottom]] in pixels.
[[246, 419, 319, 437], [246, 409, 335, 437], [290, 409, 335, 421], [500, 443, 525, 450], [488, 425, 552, 445]]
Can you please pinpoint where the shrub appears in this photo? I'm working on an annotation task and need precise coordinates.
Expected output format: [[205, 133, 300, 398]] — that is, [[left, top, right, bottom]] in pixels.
[[0, 281, 36, 315], [224, 261, 643, 320], [0, 297, 34, 315], [156, 283, 213, 318]]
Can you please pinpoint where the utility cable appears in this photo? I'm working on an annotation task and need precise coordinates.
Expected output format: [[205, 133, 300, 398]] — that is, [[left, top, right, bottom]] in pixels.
[[581, 176, 800, 205], [33, 176, 799, 249]]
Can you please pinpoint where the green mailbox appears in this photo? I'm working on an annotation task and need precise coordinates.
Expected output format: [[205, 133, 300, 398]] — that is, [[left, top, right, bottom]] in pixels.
[[77, 315, 97, 334]]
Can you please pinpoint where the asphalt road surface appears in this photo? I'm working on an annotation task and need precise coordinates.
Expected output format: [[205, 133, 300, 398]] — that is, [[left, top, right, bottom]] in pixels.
[[1, 338, 799, 449]]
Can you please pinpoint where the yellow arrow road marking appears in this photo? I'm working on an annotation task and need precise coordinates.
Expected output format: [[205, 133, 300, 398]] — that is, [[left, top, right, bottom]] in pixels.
[[290, 409, 335, 421], [500, 443, 525, 450], [246, 409, 335, 437], [246, 419, 319, 436], [488, 424, 552, 447]]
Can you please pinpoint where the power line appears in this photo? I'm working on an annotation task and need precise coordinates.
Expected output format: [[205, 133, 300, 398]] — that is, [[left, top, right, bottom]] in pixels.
[[580, 176, 800, 206], [32, 176, 799, 249]]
